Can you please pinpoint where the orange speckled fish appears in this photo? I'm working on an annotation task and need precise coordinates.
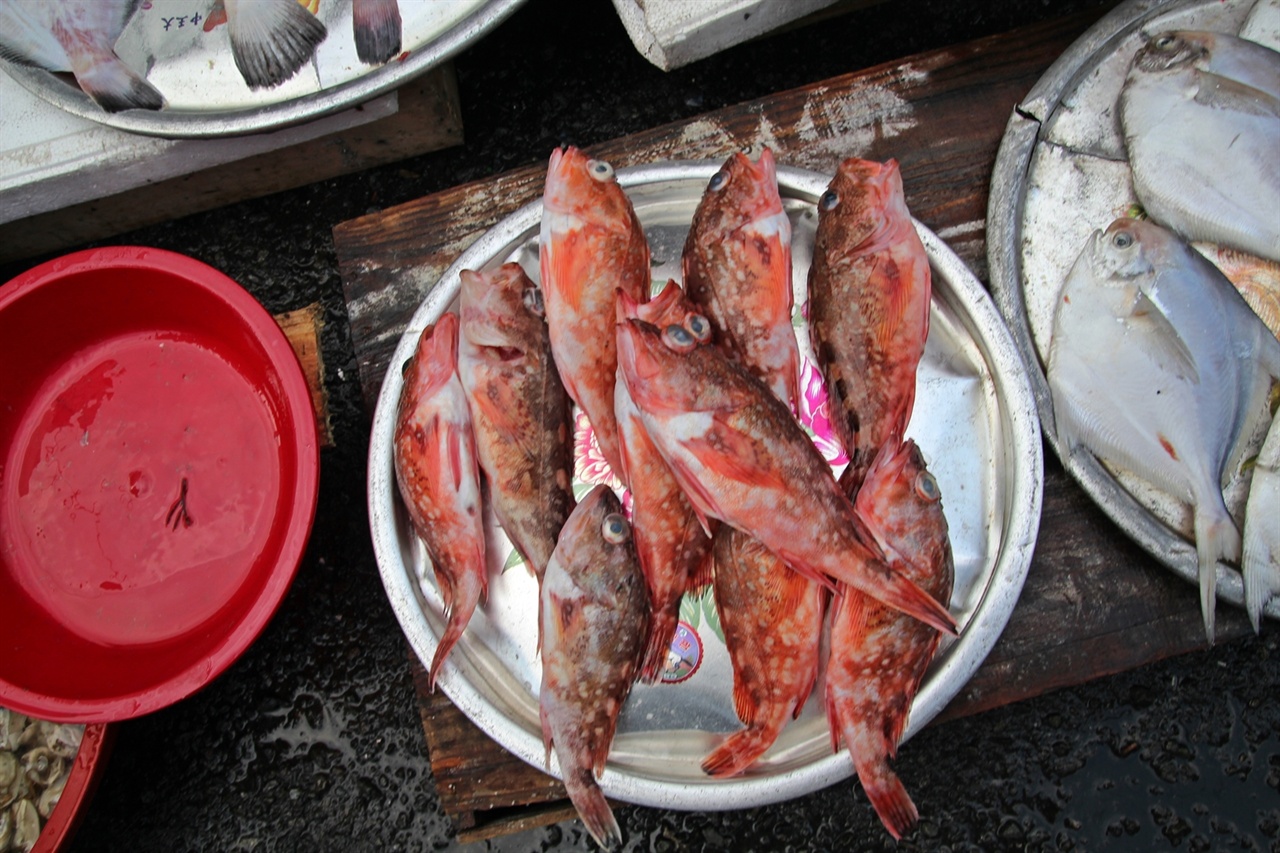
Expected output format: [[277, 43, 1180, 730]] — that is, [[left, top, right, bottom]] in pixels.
[[808, 157, 931, 487], [539, 146, 651, 485], [392, 313, 487, 690], [539, 485, 648, 850], [826, 439, 954, 839]]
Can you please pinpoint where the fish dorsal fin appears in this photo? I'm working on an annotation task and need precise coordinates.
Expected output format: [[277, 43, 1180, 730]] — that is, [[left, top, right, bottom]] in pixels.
[[1125, 289, 1200, 384], [1193, 71, 1280, 120]]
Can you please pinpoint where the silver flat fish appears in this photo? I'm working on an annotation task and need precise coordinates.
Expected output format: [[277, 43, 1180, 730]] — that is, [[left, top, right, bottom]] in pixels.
[[1047, 217, 1280, 642], [1120, 30, 1280, 262], [1243, 407, 1280, 630]]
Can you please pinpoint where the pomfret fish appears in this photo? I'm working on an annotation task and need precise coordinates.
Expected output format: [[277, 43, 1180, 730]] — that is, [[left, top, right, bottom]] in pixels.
[[614, 291, 957, 637], [826, 440, 953, 839], [539, 485, 648, 850], [393, 313, 487, 690], [1120, 30, 1280, 262], [352, 0, 401, 65], [1242, 409, 1280, 630], [682, 148, 802, 412], [1047, 217, 1280, 642], [457, 264, 576, 582], [808, 157, 931, 487], [213, 0, 328, 90], [540, 146, 651, 484], [0, 0, 163, 111], [614, 280, 714, 682], [701, 524, 824, 777]]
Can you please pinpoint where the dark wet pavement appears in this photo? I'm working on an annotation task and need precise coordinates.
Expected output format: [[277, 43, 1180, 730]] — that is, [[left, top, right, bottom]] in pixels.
[[2, 0, 1277, 849]]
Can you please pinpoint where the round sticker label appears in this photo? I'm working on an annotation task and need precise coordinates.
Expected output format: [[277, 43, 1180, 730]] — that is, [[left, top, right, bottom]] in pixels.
[[660, 621, 702, 684]]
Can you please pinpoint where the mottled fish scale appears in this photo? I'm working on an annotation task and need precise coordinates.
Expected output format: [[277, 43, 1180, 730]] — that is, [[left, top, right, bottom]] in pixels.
[[540, 485, 648, 850], [808, 157, 931, 487], [682, 148, 802, 412], [615, 294, 956, 637], [457, 263, 576, 582], [540, 146, 651, 484], [826, 440, 953, 839], [393, 314, 487, 690]]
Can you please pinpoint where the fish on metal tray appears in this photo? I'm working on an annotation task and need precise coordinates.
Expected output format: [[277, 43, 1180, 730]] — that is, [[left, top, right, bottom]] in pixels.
[[539, 484, 648, 850], [540, 146, 652, 486], [352, 0, 401, 65], [0, 0, 164, 111], [393, 313, 488, 690], [211, 0, 328, 90], [1242, 403, 1280, 630], [682, 147, 802, 413], [614, 280, 714, 682], [827, 439, 953, 840], [457, 263, 576, 583], [614, 290, 957, 637], [808, 157, 931, 487], [1120, 30, 1280, 262], [701, 524, 824, 778], [1046, 217, 1280, 642]]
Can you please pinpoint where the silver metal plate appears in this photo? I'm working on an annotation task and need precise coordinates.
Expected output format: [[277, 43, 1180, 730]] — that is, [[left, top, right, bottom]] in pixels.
[[0, 0, 523, 138], [987, 0, 1280, 624], [369, 161, 1043, 810]]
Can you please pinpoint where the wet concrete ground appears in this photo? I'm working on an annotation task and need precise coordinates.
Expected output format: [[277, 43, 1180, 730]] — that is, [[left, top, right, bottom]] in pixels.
[[3, 0, 1278, 849]]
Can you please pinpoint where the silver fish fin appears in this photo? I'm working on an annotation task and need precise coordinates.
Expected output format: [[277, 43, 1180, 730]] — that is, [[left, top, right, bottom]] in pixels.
[[1125, 290, 1200, 384], [1243, 523, 1280, 633], [1193, 71, 1280, 120]]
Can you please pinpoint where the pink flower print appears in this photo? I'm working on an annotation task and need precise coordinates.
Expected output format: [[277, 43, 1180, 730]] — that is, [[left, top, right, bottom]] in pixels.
[[797, 357, 848, 467], [573, 411, 624, 490]]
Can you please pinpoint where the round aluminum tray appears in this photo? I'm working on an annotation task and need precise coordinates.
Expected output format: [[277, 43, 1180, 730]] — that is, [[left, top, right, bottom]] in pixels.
[[369, 161, 1043, 810], [987, 0, 1280, 624], [0, 0, 523, 138]]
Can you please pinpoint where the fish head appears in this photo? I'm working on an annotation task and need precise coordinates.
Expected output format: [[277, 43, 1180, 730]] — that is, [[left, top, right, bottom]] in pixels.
[[548, 484, 645, 604], [1089, 218, 1159, 283], [630, 279, 715, 344], [817, 157, 909, 252], [615, 304, 713, 414], [691, 148, 785, 237], [543, 146, 635, 236], [854, 439, 948, 578], [400, 313, 459, 402], [1132, 31, 1210, 75], [458, 263, 543, 356]]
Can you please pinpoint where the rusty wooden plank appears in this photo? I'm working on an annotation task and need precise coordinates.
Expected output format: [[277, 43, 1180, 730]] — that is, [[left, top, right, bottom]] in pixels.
[[275, 302, 334, 448]]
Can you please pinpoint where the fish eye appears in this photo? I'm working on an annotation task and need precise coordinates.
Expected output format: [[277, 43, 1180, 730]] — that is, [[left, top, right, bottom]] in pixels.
[[1112, 231, 1134, 249], [1153, 33, 1177, 50], [522, 285, 545, 317], [819, 190, 839, 212], [708, 169, 730, 192], [662, 323, 697, 352], [914, 472, 941, 502], [400, 357, 414, 377], [587, 159, 615, 182], [601, 512, 630, 544], [686, 313, 713, 343]]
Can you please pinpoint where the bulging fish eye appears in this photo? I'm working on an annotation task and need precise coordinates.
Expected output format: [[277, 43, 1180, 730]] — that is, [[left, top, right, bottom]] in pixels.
[[1112, 231, 1134, 249], [686, 313, 713, 343], [601, 512, 630, 544], [587, 159, 615, 182], [708, 169, 730, 192], [522, 285, 545, 317], [914, 471, 941, 502], [662, 323, 697, 353], [1153, 33, 1178, 50], [401, 357, 414, 376], [819, 190, 839, 212]]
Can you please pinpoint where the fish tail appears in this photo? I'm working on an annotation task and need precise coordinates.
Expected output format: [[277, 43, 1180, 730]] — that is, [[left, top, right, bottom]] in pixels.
[[1194, 504, 1240, 645], [227, 0, 327, 89], [564, 770, 622, 850], [857, 756, 919, 840], [426, 568, 485, 691], [638, 605, 679, 683], [700, 725, 775, 778], [1243, 525, 1280, 633], [353, 0, 402, 65], [70, 54, 164, 112]]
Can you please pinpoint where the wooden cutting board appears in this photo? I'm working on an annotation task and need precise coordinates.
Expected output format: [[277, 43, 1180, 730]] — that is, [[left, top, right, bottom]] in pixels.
[[333, 9, 1250, 842]]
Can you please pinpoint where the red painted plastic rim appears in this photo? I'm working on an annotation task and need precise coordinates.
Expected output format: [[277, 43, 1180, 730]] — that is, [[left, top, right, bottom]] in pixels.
[[30, 723, 114, 853], [0, 247, 319, 722]]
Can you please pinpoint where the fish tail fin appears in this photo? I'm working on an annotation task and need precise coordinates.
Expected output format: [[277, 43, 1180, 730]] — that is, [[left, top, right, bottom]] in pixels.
[[227, 0, 328, 89], [700, 725, 775, 778], [1194, 504, 1240, 645], [353, 0, 402, 65], [564, 771, 622, 850], [856, 755, 919, 841], [1242, 523, 1279, 634], [638, 604, 679, 683], [71, 54, 165, 112], [426, 569, 485, 690]]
